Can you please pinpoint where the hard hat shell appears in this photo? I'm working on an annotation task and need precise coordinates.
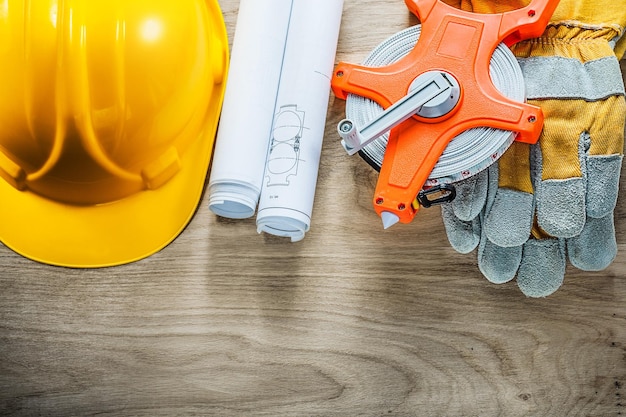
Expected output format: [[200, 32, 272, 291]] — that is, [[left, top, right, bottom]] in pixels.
[[0, 0, 228, 267]]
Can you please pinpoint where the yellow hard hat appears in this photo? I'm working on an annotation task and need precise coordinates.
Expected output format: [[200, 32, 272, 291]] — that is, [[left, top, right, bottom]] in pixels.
[[0, 0, 228, 267]]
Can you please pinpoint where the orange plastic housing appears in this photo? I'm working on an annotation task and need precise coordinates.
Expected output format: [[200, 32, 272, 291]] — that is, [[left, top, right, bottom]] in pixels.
[[331, 0, 559, 224]]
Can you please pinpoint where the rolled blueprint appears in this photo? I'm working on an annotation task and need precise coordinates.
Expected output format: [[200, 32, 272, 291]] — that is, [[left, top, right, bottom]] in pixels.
[[256, 0, 344, 241], [207, 0, 293, 219]]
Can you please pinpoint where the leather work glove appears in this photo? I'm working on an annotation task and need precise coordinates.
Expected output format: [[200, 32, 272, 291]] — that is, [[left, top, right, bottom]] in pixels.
[[440, 0, 626, 297]]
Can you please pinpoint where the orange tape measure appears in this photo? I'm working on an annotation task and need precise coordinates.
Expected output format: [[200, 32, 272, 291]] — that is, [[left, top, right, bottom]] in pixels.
[[331, 0, 560, 227]]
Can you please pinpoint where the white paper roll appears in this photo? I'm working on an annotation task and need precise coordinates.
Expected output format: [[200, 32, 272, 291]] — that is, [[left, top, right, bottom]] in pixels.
[[208, 0, 294, 219], [256, 0, 344, 241]]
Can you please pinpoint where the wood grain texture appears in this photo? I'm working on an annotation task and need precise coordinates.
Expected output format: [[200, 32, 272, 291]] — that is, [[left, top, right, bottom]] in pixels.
[[1, 1, 626, 416]]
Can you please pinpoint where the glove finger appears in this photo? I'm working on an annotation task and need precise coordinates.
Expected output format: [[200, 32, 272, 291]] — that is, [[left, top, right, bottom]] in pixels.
[[483, 141, 534, 247], [439, 164, 491, 254], [532, 131, 586, 238], [450, 168, 488, 222], [584, 95, 626, 218], [516, 238, 566, 297], [441, 204, 480, 254], [484, 188, 534, 247], [567, 214, 617, 271], [477, 234, 522, 284], [586, 154, 623, 218]]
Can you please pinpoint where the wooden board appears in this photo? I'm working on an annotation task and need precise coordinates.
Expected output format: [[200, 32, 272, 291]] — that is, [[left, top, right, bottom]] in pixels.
[[1, 1, 625, 415]]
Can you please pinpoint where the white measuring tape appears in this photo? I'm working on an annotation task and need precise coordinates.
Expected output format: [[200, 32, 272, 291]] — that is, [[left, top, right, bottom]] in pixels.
[[345, 25, 526, 186]]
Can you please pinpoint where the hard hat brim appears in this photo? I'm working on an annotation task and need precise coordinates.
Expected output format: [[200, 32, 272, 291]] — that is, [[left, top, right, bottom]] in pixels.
[[0, 114, 219, 269]]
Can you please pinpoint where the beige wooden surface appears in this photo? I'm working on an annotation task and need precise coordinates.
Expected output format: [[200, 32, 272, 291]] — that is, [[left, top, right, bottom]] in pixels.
[[2, 1, 626, 416]]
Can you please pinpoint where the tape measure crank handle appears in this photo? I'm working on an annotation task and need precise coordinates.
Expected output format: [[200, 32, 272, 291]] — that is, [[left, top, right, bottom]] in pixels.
[[337, 71, 460, 155]]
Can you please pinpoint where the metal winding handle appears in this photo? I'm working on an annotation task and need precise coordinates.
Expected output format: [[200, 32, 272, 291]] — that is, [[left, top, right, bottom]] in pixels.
[[337, 71, 460, 154]]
